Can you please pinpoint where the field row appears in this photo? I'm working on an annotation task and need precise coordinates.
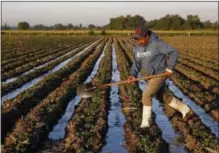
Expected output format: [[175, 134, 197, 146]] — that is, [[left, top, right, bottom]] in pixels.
[[1, 35, 218, 153]]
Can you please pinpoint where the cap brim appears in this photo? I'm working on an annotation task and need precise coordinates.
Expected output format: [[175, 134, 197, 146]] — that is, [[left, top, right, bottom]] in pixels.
[[132, 34, 141, 39]]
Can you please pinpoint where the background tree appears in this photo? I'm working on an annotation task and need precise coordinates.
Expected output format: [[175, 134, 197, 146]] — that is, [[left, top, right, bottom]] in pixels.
[[2, 23, 10, 30], [108, 15, 146, 30], [88, 24, 96, 29], [53, 23, 65, 30], [33, 24, 49, 30], [212, 21, 218, 30], [67, 23, 73, 30], [170, 15, 185, 30], [17, 22, 30, 30], [186, 15, 201, 29]]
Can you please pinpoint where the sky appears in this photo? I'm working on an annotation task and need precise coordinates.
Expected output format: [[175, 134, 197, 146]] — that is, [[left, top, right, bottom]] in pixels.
[[1, 1, 218, 27]]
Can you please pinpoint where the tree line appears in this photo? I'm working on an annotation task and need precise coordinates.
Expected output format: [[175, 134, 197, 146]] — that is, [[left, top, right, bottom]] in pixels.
[[107, 14, 218, 30], [2, 14, 218, 30]]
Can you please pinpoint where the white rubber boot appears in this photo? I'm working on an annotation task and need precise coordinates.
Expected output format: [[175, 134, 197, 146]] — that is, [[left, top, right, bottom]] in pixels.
[[140, 105, 152, 128], [168, 97, 190, 118]]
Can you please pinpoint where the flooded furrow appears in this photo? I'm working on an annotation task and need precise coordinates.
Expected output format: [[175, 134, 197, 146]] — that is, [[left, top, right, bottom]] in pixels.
[[101, 44, 128, 153], [1, 42, 99, 103], [48, 45, 106, 140], [166, 79, 219, 137], [138, 80, 187, 153]]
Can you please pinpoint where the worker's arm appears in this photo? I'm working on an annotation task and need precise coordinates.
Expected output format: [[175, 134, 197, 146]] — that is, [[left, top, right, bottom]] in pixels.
[[156, 39, 178, 72]]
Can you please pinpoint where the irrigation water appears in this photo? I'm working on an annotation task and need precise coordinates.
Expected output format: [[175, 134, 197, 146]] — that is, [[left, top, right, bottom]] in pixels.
[[139, 80, 187, 153], [100, 44, 128, 153], [48, 45, 107, 140]]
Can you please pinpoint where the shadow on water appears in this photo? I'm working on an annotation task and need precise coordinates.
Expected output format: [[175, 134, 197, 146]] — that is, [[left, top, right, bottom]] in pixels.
[[48, 44, 107, 140], [166, 79, 219, 137], [100, 44, 128, 153], [138, 80, 187, 153], [1, 41, 99, 103]]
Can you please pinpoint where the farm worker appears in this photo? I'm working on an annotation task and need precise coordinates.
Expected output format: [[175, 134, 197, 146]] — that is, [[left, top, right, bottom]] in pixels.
[[128, 27, 190, 128]]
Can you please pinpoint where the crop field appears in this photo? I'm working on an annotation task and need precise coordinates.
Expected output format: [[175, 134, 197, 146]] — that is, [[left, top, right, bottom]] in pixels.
[[1, 34, 218, 153]]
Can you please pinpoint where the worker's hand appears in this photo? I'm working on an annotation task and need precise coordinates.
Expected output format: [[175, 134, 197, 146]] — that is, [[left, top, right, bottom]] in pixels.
[[127, 76, 136, 84], [164, 69, 172, 77]]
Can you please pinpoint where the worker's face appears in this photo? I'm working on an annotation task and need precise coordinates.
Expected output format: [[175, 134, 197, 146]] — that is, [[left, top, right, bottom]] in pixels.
[[135, 35, 149, 46]]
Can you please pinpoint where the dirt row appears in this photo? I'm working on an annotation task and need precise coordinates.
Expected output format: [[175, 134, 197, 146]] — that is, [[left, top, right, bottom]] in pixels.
[[58, 40, 113, 153], [1, 39, 95, 81], [1, 39, 104, 141], [2, 35, 96, 62], [1, 41, 95, 95], [1, 40, 108, 153], [175, 63, 218, 94]]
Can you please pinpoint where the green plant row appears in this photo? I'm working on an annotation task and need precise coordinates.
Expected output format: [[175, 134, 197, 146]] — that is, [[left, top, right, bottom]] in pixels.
[[2, 48, 52, 67], [2, 40, 107, 153], [178, 53, 218, 71], [1, 39, 94, 81], [1, 41, 95, 95], [171, 71, 219, 122], [2, 39, 88, 71], [179, 48, 218, 63], [175, 63, 218, 94], [1, 39, 104, 141], [63, 40, 112, 153], [1, 35, 94, 60]]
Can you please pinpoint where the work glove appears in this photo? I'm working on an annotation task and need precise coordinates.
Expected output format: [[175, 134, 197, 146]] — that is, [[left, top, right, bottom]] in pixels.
[[164, 69, 172, 77], [127, 76, 136, 84]]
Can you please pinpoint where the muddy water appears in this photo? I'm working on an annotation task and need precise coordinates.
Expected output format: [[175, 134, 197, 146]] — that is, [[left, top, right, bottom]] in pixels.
[[101, 44, 128, 153], [48, 45, 106, 140], [2, 42, 93, 85], [166, 79, 219, 137], [1, 41, 99, 103], [138, 80, 187, 153]]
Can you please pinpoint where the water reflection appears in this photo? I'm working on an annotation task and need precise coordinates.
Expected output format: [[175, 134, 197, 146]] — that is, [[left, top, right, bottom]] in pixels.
[[101, 44, 127, 153], [48, 44, 106, 140]]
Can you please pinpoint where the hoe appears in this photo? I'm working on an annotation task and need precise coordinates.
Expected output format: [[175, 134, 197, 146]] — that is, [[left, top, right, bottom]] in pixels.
[[77, 73, 165, 98]]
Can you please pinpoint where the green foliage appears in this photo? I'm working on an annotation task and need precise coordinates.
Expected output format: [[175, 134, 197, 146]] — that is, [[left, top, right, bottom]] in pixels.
[[88, 30, 94, 35], [17, 22, 30, 30], [53, 23, 65, 30], [88, 24, 96, 29], [101, 30, 106, 35], [33, 24, 48, 30], [109, 15, 146, 30], [2, 23, 10, 30]]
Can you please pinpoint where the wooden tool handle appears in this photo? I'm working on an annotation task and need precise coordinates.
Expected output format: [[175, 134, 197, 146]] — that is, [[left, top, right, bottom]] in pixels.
[[100, 73, 165, 87]]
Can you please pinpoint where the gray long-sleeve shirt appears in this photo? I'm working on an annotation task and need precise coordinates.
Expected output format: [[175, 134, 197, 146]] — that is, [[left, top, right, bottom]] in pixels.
[[130, 31, 178, 77]]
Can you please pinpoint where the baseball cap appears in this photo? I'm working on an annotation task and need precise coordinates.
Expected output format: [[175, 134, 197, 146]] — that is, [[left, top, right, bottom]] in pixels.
[[132, 27, 149, 39]]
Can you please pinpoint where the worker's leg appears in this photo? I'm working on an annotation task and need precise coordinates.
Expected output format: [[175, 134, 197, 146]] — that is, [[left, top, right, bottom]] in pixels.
[[140, 76, 166, 128], [157, 85, 190, 118]]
